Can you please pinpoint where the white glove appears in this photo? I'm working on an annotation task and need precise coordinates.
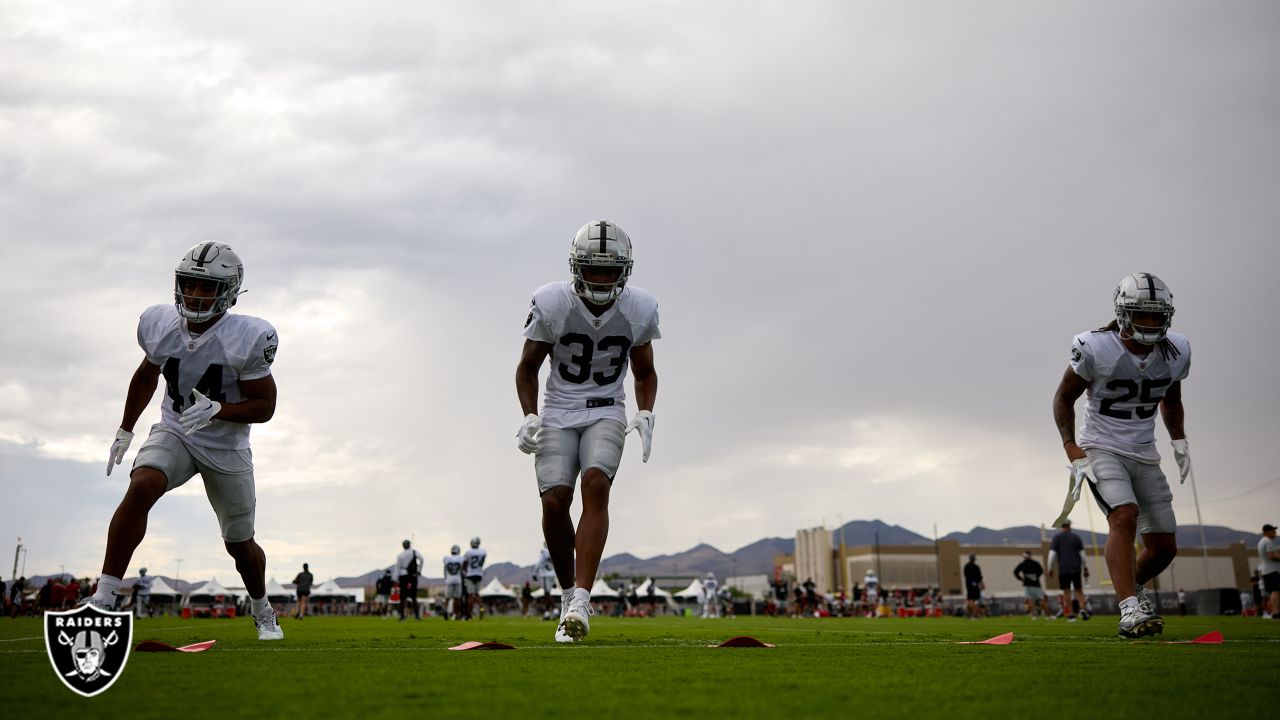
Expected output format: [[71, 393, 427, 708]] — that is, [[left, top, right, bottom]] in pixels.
[[179, 389, 221, 436], [1171, 438, 1192, 485], [626, 410, 654, 463], [1051, 458, 1095, 527], [516, 414, 542, 454], [106, 429, 134, 476]]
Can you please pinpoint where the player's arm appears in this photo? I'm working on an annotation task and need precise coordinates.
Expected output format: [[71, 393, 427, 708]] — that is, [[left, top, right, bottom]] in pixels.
[[120, 357, 163, 432], [516, 339, 552, 415], [216, 375, 277, 424], [1053, 367, 1089, 461], [629, 342, 657, 412], [1159, 380, 1185, 441]]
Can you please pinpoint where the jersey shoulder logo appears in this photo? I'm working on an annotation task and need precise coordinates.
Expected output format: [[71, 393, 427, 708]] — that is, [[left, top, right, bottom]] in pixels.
[[264, 344, 277, 364]]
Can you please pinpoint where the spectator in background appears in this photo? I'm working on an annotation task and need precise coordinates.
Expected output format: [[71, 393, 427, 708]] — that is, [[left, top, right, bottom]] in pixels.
[[65, 578, 81, 612], [10, 576, 27, 617], [521, 582, 533, 617], [292, 563, 314, 620], [1048, 519, 1091, 621], [1014, 551, 1051, 619], [51, 577, 67, 610], [395, 540, 425, 621], [374, 570, 393, 618], [1258, 523, 1280, 619], [963, 555, 984, 619], [1177, 588, 1187, 616]]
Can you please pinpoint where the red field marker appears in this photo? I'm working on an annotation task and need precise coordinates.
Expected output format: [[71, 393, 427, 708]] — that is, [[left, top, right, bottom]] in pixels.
[[448, 641, 516, 651], [1164, 630, 1223, 645], [136, 639, 218, 653], [713, 635, 775, 648], [956, 632, 1014, 645]]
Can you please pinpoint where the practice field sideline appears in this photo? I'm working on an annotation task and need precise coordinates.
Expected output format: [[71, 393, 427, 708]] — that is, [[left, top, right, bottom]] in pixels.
[[4, 615, 1278, 717]]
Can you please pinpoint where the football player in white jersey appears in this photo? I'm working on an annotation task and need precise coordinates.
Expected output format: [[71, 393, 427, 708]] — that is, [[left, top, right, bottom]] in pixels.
[[442, 545, 464, 620], [83, 242, 284, 641], [515, 220, 660, 643], [1053, 273, 1192, 639], [461, 536, 487, 621]]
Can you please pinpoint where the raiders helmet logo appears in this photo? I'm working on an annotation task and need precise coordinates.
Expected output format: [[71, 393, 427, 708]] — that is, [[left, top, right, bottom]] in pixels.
[[44, 604, 133, 697]]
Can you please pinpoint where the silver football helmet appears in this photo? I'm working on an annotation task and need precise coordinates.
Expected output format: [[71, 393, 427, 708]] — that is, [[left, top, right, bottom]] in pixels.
[[470, 536, 481, 548], [175, 242, 244, 322], [569, 220, 634, 305], [1114, 272, 1175, 345], [451, 545, 460, 555]]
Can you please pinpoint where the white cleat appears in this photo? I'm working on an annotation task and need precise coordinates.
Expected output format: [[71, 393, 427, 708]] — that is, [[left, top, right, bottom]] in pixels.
[[254, 609, 284, 641], [554, 593, 575, 643], [562, 598, 593, 641], [1118, 603, 1162, 639], [77, 596, 117, 612]]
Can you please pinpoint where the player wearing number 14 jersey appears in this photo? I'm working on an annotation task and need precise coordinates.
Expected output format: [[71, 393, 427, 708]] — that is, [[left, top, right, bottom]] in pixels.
[[1053, 272, 1192, 639], [515, 220, 659, 643], [84, 242, 283, 641]]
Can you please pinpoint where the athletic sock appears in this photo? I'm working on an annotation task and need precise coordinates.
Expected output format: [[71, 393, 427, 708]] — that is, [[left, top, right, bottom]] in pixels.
[[250, 596, 270, 617], [573, 587, 591, 605], [1119, 595, 1138, 612], [93, 575, 122, 605]]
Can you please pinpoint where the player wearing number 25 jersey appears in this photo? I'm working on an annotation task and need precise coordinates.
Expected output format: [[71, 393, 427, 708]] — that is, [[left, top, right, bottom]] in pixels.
[[1053, 272, 1192, 640], [86, 242, 284, 642], [515, 220, 659, 644]]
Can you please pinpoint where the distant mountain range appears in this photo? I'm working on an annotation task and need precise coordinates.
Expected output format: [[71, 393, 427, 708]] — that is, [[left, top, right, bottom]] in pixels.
[[16, 521, 1260, 592]]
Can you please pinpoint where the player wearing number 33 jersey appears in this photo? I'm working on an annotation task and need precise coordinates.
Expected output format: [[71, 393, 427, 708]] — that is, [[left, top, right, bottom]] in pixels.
[[516, 220, 659, 644], [1053, 272, 1192, 640]]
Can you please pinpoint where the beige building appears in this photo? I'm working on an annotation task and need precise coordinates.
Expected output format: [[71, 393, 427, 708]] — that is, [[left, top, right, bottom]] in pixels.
[[783, 529, 1254, 597]]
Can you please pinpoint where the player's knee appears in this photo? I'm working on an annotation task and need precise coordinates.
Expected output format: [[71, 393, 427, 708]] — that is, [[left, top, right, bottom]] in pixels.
[[125, 468, 168, 506], [540, 486, 573, 516], [581, 470, 611, 500], [1107, 504, 1138, 529]]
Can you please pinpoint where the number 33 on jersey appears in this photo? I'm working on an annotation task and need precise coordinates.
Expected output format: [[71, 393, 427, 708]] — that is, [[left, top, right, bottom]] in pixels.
[[137, 304, 278, 450], [523, 281, 659, 430]]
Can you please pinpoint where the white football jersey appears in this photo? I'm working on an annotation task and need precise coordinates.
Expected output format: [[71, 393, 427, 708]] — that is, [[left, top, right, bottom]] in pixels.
[[1070, 330, 1191, 463], [443, 554, 464, 584], [522, 282, 660, 429], [535, 548, 556, 579], [134, 575, 155, 595], [137, 304, 276, 450], [703, 577, 718, 594], [462, 547, 487, 579]]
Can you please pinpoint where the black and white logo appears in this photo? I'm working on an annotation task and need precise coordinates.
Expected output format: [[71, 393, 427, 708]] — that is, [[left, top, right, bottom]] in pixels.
[[44, 604, 133, 697]]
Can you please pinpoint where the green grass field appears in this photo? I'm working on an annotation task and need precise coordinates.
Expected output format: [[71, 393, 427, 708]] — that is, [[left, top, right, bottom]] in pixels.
[[4, 613, 1278, 717]]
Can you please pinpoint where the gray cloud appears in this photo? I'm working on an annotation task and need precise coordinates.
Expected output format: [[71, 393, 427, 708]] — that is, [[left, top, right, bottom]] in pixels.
[[2, 1, 1277, 582]]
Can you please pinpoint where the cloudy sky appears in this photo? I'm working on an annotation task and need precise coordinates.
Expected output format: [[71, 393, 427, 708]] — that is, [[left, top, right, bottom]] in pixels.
[[2, 1, 1277, 585]]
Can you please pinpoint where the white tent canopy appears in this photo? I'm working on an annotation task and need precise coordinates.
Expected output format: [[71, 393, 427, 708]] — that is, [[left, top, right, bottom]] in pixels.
[[589, 578, 620, 598], [311, 580, 363, 602], [145, 576, 181, 599], [674, 578, 704, 600], [479, 578, 516, 599], [634, 578, 676, 604], [530, 584, 562, 599], [265, 577, 296, 601], [185, 579, 244, 606]]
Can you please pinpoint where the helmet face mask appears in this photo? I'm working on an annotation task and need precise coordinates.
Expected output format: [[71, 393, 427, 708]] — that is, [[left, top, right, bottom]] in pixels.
[[569, 220, 634, 305], [174, 242, 244, 323], [1114, 273, 1174, 345]]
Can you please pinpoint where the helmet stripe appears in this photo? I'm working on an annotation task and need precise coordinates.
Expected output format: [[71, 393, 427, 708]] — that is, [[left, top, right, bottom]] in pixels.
[[195, 242, 216, 267], [597, 220, 608, 254], [1144, 273, 1156, 300]]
